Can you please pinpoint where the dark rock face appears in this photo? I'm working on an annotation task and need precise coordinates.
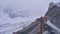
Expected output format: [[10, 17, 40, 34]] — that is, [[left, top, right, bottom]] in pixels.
[[45, 5, 60, 29], [13, 2, 60, 34]]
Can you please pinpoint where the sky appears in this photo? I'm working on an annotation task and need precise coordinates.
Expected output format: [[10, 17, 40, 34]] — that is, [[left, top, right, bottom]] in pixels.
[[0, 0, 60, 16]]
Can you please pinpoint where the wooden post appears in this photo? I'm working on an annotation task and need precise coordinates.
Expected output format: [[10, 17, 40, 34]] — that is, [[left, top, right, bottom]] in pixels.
[[39, 17, 47, 34], [40, 21, 43, 34]]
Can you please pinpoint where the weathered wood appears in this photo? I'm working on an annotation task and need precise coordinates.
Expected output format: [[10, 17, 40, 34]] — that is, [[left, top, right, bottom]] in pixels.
[[40, 22, 43, 34], [39, 17, 47, 34]]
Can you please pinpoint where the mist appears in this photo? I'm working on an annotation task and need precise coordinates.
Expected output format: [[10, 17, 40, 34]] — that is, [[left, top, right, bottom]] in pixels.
[[0, 0, 60, 17]]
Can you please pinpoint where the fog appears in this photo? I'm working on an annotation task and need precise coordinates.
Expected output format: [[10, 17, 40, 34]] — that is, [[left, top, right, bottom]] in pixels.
[[0, 0, 60, 16]]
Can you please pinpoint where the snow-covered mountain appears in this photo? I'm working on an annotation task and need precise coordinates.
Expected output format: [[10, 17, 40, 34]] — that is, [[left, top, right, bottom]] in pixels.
[[0, 7, 40, 34], [13, 2, 60, 34], [0, 0, 60, 34]]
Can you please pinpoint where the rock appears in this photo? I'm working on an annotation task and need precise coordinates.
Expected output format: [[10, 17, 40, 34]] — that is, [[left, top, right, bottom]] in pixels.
[[45, 3, 60, 29]]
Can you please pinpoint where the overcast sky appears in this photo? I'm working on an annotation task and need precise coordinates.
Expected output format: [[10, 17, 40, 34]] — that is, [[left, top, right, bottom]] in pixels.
[[0, 0, 60, 16]]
